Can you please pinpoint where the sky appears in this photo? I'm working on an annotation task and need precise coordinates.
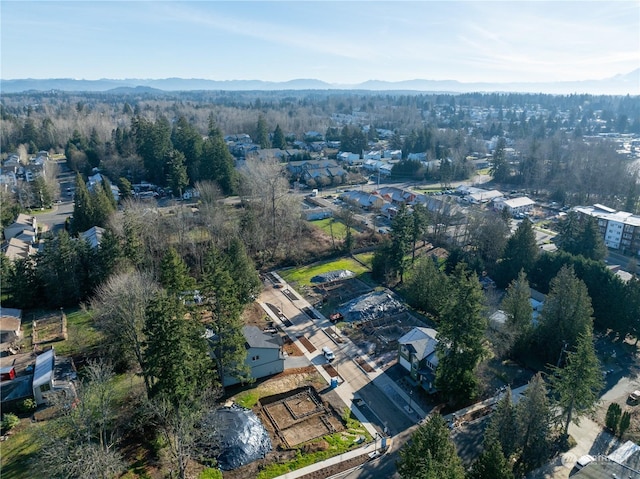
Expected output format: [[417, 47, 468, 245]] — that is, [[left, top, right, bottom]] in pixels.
[[2, 1, 639, 85]]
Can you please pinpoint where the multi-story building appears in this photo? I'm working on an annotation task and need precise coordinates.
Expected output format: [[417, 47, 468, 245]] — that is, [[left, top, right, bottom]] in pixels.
[[574, 204, 640, 256]]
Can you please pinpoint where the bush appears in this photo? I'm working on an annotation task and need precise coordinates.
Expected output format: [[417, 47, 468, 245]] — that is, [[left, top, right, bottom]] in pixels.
[[605, 402, 622, 434], [619, 411, 631, 438], [1, 413, 20, 432], [18, 398, 36, 413], [199, 468, 223, 479]]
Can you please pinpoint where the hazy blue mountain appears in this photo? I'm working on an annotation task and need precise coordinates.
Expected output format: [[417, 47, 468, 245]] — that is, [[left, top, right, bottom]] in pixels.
[[2, 69, 638, 95]]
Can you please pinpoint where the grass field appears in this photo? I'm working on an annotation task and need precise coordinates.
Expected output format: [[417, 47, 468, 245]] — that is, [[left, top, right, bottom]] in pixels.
[[309, 218, 349, 241], [54, 308, 103, 358], [279, 257, 370, 287]]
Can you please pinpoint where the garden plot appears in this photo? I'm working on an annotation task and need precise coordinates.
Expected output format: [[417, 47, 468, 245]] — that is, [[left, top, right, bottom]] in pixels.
[[31, 311, 67, 345], [259, 387, 345, 448]]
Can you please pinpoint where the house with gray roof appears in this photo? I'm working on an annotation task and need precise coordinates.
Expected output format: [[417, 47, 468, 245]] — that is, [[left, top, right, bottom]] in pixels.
[[398, 327, 439, 393], [223, 326, 285, 387]]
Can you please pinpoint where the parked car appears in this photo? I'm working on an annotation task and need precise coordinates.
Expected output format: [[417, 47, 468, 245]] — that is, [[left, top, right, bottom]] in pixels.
[[322, 346, 335, 362], [628, 390, 640, 405]]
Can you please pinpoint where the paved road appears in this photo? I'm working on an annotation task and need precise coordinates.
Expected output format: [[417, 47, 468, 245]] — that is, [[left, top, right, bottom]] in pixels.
[[35, 200, 74, 235]]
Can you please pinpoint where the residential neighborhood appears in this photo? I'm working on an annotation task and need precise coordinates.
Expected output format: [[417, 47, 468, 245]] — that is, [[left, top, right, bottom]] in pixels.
[[1, 84, 640, 479]]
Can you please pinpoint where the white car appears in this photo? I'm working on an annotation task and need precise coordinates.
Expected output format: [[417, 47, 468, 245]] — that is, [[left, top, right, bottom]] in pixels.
[[322, 346, 335, 362]]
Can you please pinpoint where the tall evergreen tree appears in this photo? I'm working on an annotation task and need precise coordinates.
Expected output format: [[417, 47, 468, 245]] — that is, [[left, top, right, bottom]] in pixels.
[[200, 247, 249, 387], [225, 238, 261, 305], [92, 179, 117, 227], [6, 257, 40, 309], [37, 230, 94, 307], [549, 330, 603, 438], [535, 265, 594, 364], [489, 137, 511, 182], [577, 216, 607, 261], [485, 387, 519, 459], [272, 124, 286, 149], [256, 115, 270, 149], [71, 174, 94, 234], [467, 439, 514, 479], [410, 203, 430, 264], [200, 116, 237, 195], [172, 116, 203, 183], [166, 149, 189, 198], [435, 263, 487, 403], [515, 373, 554, 474], [496, 219, 539, 288], [159, 247, 194, 296], [396, 414, 465, 479], [501, 269, 533, 335], [143, 292, 215, 404], [403, 255, 449, 318], [389, 205, 413, 283]]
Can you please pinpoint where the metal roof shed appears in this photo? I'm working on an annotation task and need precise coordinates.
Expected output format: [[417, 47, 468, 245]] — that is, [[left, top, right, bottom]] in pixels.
[[32, 348, 55, 405]]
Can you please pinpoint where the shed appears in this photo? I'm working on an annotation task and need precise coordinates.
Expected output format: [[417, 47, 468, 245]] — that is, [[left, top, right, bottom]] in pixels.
[[32, 348, 55, 405]]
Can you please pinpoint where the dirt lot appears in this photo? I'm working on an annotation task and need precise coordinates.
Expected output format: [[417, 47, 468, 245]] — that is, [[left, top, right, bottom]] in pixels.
[[300, 277, 372, 314]]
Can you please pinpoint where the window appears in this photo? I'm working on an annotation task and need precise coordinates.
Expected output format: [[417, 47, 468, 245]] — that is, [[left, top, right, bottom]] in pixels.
[[252, 355, 260, 361], [40, 383, 51, 393]]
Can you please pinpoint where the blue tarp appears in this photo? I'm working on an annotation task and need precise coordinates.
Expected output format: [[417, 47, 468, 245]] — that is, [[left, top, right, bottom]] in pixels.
[[212, 405, 272, 470]]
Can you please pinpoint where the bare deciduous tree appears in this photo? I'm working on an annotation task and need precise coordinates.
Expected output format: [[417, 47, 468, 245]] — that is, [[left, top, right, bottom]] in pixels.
[[90, 271, 159, 395]]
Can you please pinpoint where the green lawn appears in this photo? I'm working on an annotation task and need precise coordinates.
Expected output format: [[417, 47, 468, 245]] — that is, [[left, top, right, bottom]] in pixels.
[[279, 257, 370, 287], [309, 218, 349, 241], [0, 420, 45, 479], [54, 308, 104, 358], [353, 252, 374, 269]]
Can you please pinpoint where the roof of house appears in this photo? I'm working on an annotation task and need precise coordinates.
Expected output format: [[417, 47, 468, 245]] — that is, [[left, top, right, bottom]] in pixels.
[[496, 196, 535, 208], [243, 326, 283, 350], [0, 307, 22, 332], [573, 440, 640, 478], [32, 348, 55, 389], [7, 214, 36, 231], [4, 237, 34, 261], [399, 327, 439, 365], [80, 226, 105, 249]]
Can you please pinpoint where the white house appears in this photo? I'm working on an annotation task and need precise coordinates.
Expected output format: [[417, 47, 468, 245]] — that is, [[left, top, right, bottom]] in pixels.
[[337, 152, 361, 164], [493, 196, 536, 215], [223, 326, 284, 386]]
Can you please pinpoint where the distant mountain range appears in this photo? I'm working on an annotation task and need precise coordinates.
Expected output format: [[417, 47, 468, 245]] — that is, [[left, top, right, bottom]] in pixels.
[[2, 70, 638, 95]]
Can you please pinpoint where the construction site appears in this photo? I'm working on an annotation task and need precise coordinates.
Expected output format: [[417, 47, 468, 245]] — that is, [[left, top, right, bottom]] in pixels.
[[258, 386, 345, 448], [306, 277, 432, 368]]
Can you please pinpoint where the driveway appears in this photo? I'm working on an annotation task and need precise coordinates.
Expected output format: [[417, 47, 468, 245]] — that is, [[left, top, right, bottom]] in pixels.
[[527, 416, 619, 479]]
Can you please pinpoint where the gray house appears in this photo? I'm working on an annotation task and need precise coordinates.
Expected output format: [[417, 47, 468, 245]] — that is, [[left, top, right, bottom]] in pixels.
[[398, 327, 439, 393], [223, 326, 285, 386]]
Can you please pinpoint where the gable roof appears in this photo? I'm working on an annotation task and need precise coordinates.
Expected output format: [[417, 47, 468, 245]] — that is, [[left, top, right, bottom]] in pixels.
[[80, 226, 105, 249], [33, 348, 55, 389], [399, 327, 439, 365], [243, 326, 282, 350]]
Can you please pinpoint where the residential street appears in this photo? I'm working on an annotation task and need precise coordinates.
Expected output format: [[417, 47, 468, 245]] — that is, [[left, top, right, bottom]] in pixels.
[[258, 275, 430, 440]]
